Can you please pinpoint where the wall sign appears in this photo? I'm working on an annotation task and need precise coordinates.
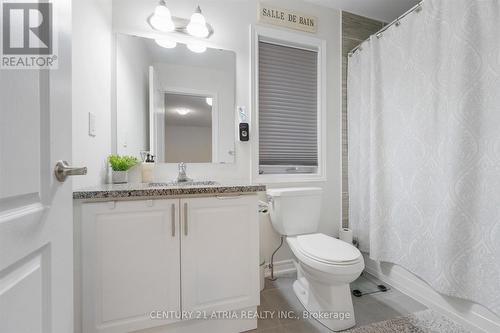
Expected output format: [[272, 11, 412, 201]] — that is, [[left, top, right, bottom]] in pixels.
[[258, 4, 317, 33]]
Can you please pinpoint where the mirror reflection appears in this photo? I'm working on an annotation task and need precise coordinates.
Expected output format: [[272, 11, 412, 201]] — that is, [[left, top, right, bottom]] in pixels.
[[164, 92, 212, 163], [114, 33, 236, 164]]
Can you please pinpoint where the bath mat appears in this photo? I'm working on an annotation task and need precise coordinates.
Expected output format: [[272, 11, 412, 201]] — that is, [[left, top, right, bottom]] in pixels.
[[344, 309, 470, 333]]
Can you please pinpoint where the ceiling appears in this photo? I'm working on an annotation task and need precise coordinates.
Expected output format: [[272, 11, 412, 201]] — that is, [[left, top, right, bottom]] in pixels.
[[306, 0, 420, 22]]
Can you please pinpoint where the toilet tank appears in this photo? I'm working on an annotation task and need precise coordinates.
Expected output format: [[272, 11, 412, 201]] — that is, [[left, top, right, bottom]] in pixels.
[[266, 187, 323, 236]]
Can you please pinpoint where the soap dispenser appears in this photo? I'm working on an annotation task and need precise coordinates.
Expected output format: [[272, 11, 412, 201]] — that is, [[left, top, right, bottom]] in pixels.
[[142, 153, 155, 183]]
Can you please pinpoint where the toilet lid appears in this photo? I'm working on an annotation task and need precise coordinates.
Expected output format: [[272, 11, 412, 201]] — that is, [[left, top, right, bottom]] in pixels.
[[296, 233, 361, 264]]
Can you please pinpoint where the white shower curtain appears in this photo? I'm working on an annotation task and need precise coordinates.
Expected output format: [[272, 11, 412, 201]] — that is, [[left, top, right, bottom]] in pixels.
[[348, 0, 500, 315]]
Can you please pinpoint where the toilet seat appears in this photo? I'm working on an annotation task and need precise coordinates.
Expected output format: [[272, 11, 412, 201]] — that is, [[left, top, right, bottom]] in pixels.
[[296, 233, 362, 265], [287, 235, 364, 278]]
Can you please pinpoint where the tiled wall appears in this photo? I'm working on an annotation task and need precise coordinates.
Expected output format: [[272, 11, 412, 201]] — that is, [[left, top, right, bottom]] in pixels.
[[342, 12, 384, 228]]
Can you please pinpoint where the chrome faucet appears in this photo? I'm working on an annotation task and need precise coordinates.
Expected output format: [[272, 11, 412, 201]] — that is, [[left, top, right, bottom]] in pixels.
[[177, 162, 191, 182]]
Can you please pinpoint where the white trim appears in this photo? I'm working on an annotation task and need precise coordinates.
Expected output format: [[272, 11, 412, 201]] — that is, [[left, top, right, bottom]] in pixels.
[[364, 258, 500, 333], [251, 25, 327, 184], [264, 259, 297, 278], [258, 173, 326, 184], [149, 66, 157, 160], [111, 34, 118, 155], [0, 203, 45, 225], [338, 13, 345, 231]]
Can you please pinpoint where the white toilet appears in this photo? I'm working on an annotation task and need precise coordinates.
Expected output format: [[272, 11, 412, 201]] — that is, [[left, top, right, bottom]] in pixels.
[[267, 187, 364, 331]]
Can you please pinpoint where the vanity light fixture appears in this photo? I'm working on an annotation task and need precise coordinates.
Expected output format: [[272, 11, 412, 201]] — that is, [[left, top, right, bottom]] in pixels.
[[155, 38, 177, 49], [186, 6, 209, 38], [205, 97, 213, 106], [149, 0, 175, 32], [147, 3, 214, 40], [187, 42, 207, 53]]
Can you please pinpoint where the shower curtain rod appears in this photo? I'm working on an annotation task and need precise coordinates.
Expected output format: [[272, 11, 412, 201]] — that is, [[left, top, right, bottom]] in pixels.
[[348, 1, 424, 57]]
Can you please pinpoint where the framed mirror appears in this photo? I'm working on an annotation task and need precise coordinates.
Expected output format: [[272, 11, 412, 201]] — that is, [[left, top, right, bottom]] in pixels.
[[114, 33, 236, 163]]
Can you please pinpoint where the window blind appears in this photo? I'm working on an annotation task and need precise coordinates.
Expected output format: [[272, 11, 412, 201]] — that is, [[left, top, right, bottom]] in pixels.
[[258, 41, 318, 169]]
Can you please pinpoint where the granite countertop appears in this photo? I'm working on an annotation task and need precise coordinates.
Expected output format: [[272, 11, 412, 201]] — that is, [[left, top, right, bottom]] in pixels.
[[73, 182, 266, 200]]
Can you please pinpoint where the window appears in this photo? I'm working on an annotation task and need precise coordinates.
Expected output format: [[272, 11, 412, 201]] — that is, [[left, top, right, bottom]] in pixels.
[[254, 28, 325, 181]]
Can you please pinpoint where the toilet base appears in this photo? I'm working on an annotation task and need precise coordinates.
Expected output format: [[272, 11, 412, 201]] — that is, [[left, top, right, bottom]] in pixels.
[[292, 265, 356, 331]]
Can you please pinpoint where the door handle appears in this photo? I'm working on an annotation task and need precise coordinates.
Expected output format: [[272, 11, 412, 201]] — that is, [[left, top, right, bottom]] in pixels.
[[184, 202, 188, 236], [54, 160, 87, 182], [171, 203, 176, 237]]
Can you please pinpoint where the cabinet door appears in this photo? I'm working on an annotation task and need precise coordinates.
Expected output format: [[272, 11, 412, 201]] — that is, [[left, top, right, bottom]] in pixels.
[[81, 199, 180, 333], [181, 195, 259, 313]]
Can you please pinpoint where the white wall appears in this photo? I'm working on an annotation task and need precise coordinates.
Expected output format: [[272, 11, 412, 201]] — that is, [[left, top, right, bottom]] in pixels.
[[112, 0, 343, 265], [72, 0, 113, 189], [116, 35, 152, 158]]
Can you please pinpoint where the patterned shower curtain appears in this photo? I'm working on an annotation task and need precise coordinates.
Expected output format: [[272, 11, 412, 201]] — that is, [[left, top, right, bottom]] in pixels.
[[348, 0, 500, 315]]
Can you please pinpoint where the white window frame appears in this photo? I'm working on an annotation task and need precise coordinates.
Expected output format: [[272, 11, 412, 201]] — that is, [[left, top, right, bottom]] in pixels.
[[251, 25, 327, 183]]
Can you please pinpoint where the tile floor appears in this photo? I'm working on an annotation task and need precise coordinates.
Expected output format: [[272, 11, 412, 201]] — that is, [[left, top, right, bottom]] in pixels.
[[249, 272, 427, 333]]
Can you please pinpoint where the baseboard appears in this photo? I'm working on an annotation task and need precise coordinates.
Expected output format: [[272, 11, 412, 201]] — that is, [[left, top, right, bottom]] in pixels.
[[264, 259, 296, 278], [364, 259, 500, 333]]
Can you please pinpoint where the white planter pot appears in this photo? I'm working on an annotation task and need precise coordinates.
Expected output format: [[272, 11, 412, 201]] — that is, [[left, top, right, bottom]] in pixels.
[[112, 171, 128, 184]]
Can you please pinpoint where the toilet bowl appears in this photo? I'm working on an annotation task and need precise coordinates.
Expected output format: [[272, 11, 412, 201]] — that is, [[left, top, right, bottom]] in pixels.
[[287, 234, 364, 331], [267, 188, 364, 331]]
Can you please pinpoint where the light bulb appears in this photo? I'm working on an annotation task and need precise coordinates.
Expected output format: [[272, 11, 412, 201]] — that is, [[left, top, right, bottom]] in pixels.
[[190, 12, 205, 25], [187, 42, 207, 53], [154, 4, 171, 17], [155, 38, 177, 49], [149, 1, 175, 32], [205, 97, 213, 106], [186, 7, 209, 38]]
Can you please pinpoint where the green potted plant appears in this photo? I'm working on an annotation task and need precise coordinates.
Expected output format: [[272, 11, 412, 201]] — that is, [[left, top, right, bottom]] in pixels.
[[108, 154, 139, 184]]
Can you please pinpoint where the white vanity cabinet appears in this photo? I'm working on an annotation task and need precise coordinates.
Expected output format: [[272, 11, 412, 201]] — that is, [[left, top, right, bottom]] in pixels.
[[78, 194, 259, 333], [80, 199, 181, 333], [181, 196, 260, 314]]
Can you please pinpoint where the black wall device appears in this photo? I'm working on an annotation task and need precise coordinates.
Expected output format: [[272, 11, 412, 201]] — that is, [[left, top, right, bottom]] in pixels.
[[239, 123, 249, 141]]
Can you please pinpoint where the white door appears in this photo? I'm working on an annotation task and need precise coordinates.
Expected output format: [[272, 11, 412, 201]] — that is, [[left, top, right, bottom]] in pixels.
[[181, 195, 260, 313], [81, 199, 181, 333], [0, 1, 76, 333]]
